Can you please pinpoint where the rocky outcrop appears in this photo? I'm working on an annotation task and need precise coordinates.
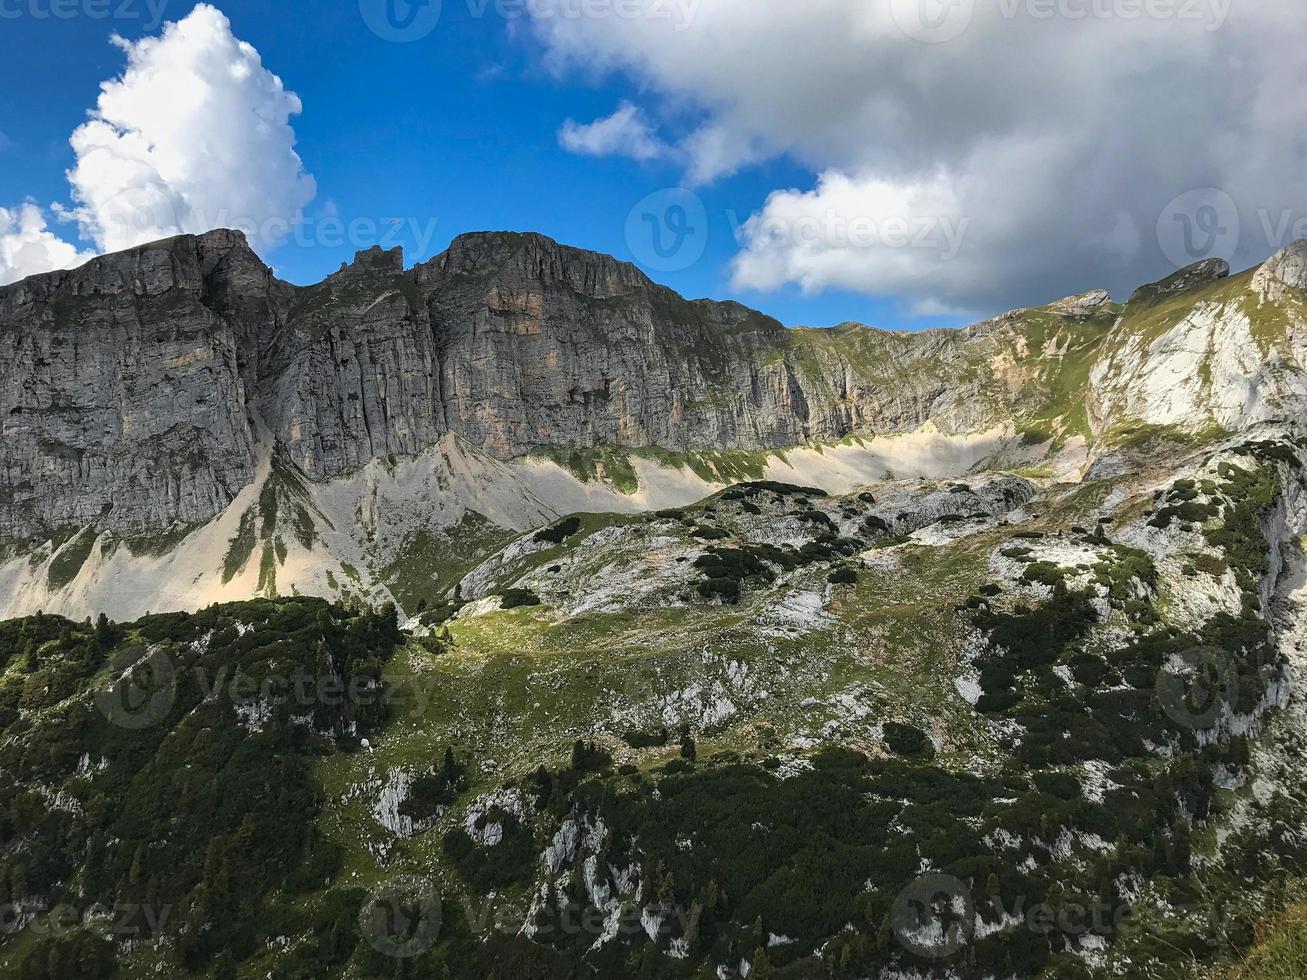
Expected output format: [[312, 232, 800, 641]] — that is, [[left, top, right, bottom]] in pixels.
[[1089, 243, 1307, 434], [0, 231, 260, 542], [3, 229, 1307, 544], [1047, 288, 1113, 314], [1127, 258, 1230, 304], [1254, 240, 1307, 303]]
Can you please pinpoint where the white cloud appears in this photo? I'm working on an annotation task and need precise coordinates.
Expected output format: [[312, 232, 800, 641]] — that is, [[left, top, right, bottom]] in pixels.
[[559, 101, 669, 161], [1, 2, 316, 288], [525, 2, 1307, 313], [0, 203, 96, 287], [64, 3, 315, 254]]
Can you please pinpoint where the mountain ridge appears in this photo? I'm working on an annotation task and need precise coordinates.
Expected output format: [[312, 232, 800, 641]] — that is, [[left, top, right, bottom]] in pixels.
[[3, 228, 1307, 619]]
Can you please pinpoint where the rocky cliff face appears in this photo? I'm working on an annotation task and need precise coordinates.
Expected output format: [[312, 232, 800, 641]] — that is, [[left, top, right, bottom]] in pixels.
[[3, 228, 1306, 545], [0, 231, 261, 542]]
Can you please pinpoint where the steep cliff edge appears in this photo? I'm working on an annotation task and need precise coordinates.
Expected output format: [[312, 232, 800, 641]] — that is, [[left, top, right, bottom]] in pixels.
[[3, 229, 1306, 554], [0, 230, 264, 543]]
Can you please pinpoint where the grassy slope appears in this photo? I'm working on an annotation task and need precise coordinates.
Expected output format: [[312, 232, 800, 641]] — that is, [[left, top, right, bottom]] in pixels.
[[1216, 900, 1307, 979]]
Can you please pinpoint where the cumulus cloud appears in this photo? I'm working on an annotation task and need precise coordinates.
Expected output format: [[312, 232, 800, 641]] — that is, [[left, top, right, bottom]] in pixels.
[[1, 3, 314, 287], [64, 3, 315, 253], [0, 203, 96, 287], [525, 1, 1307, 314], [559, 101, 669, 161]]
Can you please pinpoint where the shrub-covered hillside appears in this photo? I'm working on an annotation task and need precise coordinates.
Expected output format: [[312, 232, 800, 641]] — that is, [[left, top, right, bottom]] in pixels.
[[3, 429, 1307, 979]]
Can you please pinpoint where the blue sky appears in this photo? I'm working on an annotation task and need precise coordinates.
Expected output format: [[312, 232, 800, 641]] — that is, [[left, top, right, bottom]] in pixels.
[[1, 2, 1303, 329], [0, 0, 934, 329]]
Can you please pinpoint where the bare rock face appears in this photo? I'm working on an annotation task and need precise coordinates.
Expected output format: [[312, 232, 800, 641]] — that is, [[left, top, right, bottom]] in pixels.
[[1254, 240, 1307, 302], [416, 232, 853, 456], [254, 246, 444, 480], [0, 231, 261, 542], [1048, 289, 1113, 314], [4, 228, 1307, 546]]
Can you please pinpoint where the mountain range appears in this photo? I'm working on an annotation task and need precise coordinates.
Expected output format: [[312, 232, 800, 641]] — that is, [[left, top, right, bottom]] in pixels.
[[3, 231, 1307, 979], [3, 229, 1306, 621]]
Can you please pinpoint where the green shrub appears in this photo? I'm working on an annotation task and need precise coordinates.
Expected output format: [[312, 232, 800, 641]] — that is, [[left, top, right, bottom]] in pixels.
[[883, 722, 933, 758], [535, 516, 582, 545], [499, 588, 542, 609], [828, 566, 858, 585]]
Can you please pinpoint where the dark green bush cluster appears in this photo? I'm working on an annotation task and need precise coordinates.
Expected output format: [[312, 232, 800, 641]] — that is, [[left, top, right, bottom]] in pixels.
[[863, 514, 891, 535], [795, 509, 837, 532], [1205, 461, 1280, 595], [571, 738, 613, 771], [694, 535, 865, 602], [694, 546, 778, 603], [13, 929, 115, 980], [882, 722, 933, 758], [499, 588, 542, 609], [442, 811, 538, 893], [829, 566, 859, 585], [1092, 545, 1159, 621], [0, 598, 404, 973], [1233, 439, 1302, 469], [622, 726, 670, 749], [515, 748, 1122, 977], [534, 516, 582, 545], [691, 524, 730, 541], [1020, 561, 1071, 588], [721, 482, 828, 500]]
